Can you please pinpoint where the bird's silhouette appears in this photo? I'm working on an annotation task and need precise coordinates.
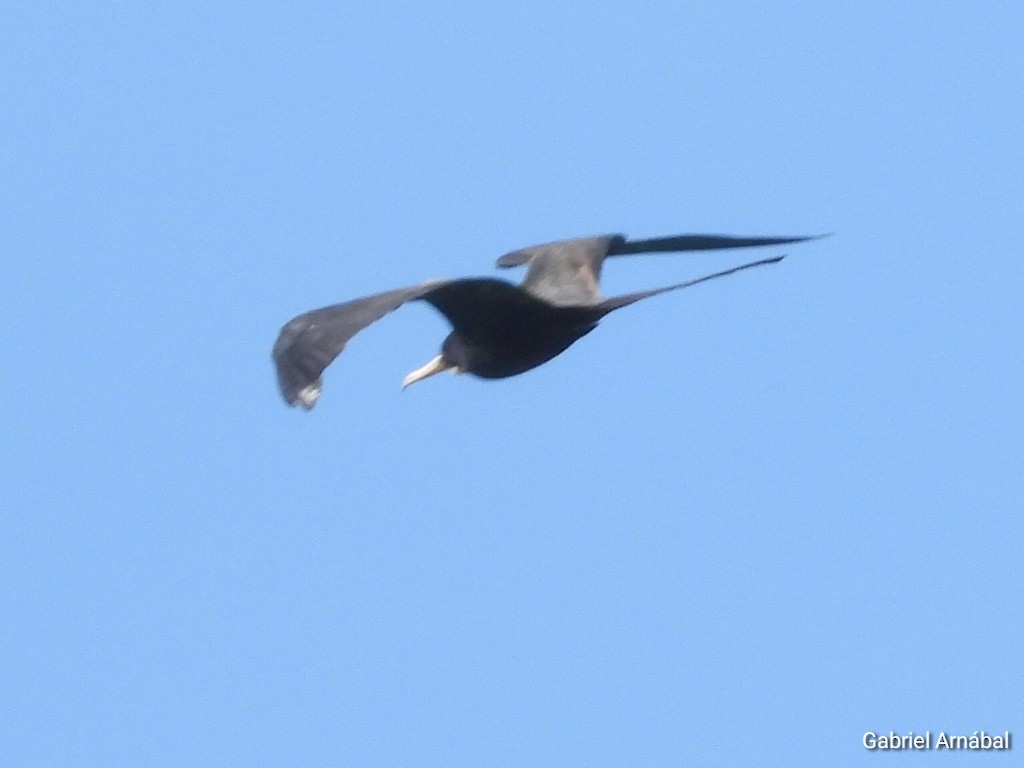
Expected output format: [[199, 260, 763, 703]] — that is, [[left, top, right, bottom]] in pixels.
[[272, 232, 820, 409]]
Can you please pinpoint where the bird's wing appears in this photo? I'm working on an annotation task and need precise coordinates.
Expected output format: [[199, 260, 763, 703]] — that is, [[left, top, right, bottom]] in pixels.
[[496, 233, 821, 306], [272, 279, 450, 409], [495, 235, 626, 305]]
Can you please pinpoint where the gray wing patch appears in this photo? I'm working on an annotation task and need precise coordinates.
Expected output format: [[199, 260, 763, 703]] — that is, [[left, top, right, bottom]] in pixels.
[[272, 279, 449, 409], [495, 234, 625, 306]]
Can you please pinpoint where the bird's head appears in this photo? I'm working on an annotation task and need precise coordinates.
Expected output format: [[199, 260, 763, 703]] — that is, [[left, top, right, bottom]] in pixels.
[[401, 332, 469, 390]]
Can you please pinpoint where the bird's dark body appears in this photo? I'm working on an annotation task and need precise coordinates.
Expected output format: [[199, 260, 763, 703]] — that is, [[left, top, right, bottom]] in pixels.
[[416, 278, 601, 378], [272, 232, 822, 408]]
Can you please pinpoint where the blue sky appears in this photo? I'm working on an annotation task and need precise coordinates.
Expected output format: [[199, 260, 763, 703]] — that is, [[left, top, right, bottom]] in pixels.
[[3, 3, 1021, 766]]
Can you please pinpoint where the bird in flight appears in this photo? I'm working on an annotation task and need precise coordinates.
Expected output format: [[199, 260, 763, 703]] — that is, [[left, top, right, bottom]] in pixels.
[[273, 232, 820, 409]]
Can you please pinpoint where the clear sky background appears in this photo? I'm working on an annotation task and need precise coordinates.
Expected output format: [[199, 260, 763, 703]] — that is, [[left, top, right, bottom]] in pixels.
[[3, 3, 1021, 766]]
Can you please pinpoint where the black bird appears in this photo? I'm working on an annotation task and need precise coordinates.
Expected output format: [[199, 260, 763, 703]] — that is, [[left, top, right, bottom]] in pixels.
[[273, 233, 819, 409]]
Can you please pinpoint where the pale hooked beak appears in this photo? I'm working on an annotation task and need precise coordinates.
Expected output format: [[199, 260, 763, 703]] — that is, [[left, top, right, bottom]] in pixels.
[[402, 354, 458, 389]]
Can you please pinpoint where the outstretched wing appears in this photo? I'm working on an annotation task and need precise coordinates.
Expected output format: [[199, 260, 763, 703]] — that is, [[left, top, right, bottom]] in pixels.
[[495, 235, 625, 306], [272, 279, 450, 409], [496, 232, 820, 306]]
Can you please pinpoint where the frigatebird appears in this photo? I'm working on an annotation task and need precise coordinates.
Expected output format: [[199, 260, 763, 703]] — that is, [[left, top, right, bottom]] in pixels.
[[272, 232, 819, 409]]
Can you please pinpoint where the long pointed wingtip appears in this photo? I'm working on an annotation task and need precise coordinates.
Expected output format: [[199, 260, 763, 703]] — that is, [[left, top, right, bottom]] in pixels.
[[608, 232, 828, 256]]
